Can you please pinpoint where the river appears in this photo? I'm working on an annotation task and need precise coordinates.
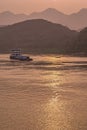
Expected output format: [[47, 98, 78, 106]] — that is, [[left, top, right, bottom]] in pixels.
[[0, 54, 87, 130]]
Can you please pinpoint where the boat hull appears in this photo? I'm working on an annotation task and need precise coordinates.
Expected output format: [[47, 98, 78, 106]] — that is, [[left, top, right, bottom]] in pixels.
[[10, 55, 33, 61]]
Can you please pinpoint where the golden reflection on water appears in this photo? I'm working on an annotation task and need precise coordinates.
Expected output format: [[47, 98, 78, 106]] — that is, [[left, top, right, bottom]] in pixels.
[[43, 97, 69, 130], [37, 67, 73, 130], [44, 71, 64, 89]]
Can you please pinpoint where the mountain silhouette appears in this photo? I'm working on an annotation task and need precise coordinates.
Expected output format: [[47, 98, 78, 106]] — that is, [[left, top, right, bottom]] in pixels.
[[0, 11, 28, 25], [0, 19, 77, 53], [29, 8, 87, 30], [0, 8, 87, 30], [29, 8, 67, 26]]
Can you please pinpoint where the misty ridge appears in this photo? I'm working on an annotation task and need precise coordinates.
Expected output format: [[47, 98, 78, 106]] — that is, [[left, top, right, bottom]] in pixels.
[[0, 19, 87, 55], [0, 8, 87, 30]]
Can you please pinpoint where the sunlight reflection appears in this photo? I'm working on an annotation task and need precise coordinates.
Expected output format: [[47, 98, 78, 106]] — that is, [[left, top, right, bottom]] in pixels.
[[43, 95, 71, 130], [41, 68, 71, 130], [43, 70, 65, 93]]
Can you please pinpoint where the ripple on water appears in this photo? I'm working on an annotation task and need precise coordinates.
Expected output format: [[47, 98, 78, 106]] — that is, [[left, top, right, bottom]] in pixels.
[[0, 54, 87, 130]]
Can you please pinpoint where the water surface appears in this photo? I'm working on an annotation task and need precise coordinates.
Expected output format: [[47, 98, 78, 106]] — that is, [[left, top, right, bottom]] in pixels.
[[0, 54, 87, 130]]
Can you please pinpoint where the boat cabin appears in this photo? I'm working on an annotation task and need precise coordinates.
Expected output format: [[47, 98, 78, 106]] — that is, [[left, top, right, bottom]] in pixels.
[[10, 49, 32, 61]]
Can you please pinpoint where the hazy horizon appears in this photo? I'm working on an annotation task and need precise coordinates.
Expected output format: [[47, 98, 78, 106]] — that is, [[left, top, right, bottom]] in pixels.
[[0, 0, 87, 14], [0, 7, 87, 15]]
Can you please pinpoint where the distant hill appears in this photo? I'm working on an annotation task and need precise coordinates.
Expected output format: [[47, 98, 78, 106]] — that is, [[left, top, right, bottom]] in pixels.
[[29, 8, 87, 30], [67, 8, 87, 30], [0, 8, 87, 30], [0, 11, 28, 25], [29, 8, 66, 24], [0, 19, 77, 53]]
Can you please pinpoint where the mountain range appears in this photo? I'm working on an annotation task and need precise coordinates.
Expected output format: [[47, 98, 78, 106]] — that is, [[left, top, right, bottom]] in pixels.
[[0, 19, 77, 54], [0, 8, 87, 30], [0, 11, 28, 26]]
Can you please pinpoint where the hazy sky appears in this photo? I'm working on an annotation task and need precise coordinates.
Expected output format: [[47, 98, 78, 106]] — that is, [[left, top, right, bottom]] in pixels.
[[0, 0, 87, 14]]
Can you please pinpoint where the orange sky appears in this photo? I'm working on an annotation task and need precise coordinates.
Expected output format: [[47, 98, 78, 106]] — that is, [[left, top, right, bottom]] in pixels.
[[0, 0, 87, 14]]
